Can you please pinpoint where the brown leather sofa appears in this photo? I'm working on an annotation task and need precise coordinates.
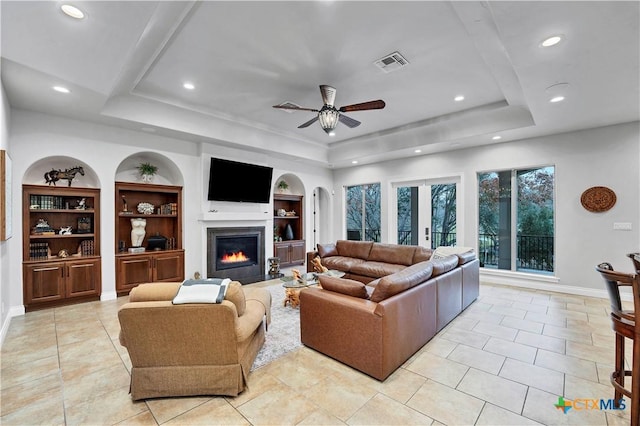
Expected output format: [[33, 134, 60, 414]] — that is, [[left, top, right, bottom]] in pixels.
[[300, 241, 479, 380], [307, 240, 433, 283], [118, 281, 271, 400]]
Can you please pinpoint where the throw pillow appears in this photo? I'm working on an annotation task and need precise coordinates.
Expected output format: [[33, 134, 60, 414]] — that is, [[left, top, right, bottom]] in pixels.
[[317, 243, 338, 258], [225, 280, 246, 316], [318, 275, 369, 299], [431, 246, 473, 259]]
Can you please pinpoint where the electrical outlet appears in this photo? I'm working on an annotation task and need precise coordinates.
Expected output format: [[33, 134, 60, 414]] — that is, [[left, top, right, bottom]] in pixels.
[[613, 222, 632, 230]]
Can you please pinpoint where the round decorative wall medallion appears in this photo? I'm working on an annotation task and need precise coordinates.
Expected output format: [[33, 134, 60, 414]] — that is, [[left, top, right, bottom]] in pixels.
[[580, 186, 616, 212]]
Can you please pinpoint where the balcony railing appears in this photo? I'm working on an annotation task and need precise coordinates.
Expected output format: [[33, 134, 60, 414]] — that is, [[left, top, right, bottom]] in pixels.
[[397, 231, 457, 248], [348, 229, 554, 272], [479, 233, 554, 272]]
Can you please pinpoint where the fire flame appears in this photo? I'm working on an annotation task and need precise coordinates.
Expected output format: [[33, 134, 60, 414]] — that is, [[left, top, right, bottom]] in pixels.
[[221, 251, 249, 263]]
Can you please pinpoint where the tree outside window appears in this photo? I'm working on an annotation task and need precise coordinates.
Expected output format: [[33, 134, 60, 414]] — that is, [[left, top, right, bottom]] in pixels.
[[346, 183, 381, 242], [478, 166, 554, 273]]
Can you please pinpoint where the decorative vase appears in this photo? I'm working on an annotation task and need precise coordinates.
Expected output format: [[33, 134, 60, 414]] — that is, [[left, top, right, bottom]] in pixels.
[[141, 174, 153, 183], [130, 218, 147, 247], [284, 223, 294, 241]]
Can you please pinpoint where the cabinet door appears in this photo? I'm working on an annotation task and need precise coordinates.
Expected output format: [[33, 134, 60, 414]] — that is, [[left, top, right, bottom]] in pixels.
[[289, 241, 306, 265], [274, 243, 291, 264], [153, 251, 184, 282], [24, 263, 65, 304], [116, 255, 152, 292], [66, 259, 101, 298]]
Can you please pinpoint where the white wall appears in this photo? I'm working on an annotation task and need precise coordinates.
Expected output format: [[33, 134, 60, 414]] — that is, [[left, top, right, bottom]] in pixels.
[[332, 122, 640, 293], [5, 109, 332, 316], [0, 80, 11, 342], [4, 106, 638, 318]]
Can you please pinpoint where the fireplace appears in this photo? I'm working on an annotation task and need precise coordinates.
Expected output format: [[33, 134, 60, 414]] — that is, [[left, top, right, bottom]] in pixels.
[[207, 227, 265, 284]]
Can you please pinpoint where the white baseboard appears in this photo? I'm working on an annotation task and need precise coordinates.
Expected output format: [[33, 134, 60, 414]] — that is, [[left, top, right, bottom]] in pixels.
[[101, 291, 117, 301], [480, 269, 629, 301], [1, 306, 25, 348]]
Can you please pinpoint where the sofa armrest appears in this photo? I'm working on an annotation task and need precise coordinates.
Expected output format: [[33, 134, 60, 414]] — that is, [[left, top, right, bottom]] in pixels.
[[306, 251, 319, 273], [129, 282, 181, 302]]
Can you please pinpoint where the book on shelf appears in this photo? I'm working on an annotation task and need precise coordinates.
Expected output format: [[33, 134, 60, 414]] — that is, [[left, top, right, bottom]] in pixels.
[[79, 240, 95, 256], [159, 202, 178, 215], [29, 195, 66, 210], [29, 242, 50, 260]]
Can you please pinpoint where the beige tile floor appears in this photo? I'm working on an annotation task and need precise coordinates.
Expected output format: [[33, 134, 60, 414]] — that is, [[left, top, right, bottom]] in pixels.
[[0, 282, 633, 425]]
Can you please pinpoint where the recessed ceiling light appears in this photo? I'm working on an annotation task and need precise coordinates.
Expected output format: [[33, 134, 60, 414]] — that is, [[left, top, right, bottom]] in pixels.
[[492, 135, 502, 140], [454, 95, 465, 102], [61, 4, 85, 19], [351, 160, 358, 164], [183, 82, 195, 90], [414, 149, 422, 153], [550, 96, 565, 103], [541, 35, 562, 47], [328, 131, 336, 136], [53, 86, 70, 94]]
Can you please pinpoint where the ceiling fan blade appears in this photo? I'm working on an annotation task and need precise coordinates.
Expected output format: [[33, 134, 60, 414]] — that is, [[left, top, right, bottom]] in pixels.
[[298, 116, 319, 128], [319, 85, 337, 106], [273, 105, 318, 112], [339, 100, 386, 113], [338, 114, 361, 128]]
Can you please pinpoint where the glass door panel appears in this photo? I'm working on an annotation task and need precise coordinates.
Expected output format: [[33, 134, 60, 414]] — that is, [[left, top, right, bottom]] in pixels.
[[395, 181, 457, 249]]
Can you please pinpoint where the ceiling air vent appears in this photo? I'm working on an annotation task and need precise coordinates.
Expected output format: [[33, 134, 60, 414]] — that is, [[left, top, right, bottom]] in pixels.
[[374, 51, 409, 73], [275, 101, 300, 113]]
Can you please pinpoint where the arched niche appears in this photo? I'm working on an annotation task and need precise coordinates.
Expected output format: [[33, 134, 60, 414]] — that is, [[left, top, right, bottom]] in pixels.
[[312, 186, 332, 248], [115, 152, 184, 186], [22, 156, 100, 187], [273, 173, 304, 196]]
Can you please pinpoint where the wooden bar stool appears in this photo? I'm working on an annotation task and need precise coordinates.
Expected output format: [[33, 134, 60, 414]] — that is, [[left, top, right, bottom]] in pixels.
[[596, 262, 640, 426]]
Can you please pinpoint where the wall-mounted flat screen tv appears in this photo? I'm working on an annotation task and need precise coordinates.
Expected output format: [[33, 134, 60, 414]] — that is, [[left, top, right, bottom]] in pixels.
[[207, 157, 273, 203]]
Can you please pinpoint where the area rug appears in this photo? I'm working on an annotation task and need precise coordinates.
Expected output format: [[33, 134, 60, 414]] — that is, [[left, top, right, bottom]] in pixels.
[[251, 283, 303, 370]]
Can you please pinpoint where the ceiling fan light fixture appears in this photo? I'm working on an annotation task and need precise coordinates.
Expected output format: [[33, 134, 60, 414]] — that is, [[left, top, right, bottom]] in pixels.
[[318, 106, 339, 134]]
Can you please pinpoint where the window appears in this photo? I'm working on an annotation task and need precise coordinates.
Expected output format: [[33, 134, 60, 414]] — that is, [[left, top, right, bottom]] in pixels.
[[478, 166, 554, 274], [346, 183, 381, 242]]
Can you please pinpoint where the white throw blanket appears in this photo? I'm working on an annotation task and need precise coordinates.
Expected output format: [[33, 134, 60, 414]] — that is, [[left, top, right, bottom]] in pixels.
[[172, 278, 231, 304]]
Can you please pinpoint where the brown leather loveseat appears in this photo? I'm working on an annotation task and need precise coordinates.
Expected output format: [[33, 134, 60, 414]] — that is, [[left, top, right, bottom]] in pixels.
[[300, 240, 479, 380]]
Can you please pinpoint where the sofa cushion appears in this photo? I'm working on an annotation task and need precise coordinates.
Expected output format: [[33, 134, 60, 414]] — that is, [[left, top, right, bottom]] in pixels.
[[336, 240, 374, 260], [350, 261, 406, 278], [368, 243, 417, 266], [225, 281, 246, 316], [412, 246, 433, 264], [370, 261, 434, 303], [457, 250, 477, 266], [317, 243, 338, 258], [429, 255, 460, 276], [431, 246, 473, 259], [322, 256, 366, 272], [318, 275, 369, 299]]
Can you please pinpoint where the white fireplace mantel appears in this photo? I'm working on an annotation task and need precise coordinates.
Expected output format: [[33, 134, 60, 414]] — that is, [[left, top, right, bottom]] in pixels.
[[198, 211, 271, 222]]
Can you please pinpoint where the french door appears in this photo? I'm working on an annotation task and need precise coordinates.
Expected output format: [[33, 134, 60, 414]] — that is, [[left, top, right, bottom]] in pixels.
[[393, 179, 458, 249]]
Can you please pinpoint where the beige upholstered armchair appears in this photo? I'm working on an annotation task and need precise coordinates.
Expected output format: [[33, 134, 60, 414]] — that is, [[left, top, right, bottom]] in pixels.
[[118, 281, 271, 400]]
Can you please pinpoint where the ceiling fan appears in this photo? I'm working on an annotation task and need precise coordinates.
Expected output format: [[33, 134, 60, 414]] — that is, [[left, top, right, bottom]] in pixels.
[[273, 85, 386, 135]]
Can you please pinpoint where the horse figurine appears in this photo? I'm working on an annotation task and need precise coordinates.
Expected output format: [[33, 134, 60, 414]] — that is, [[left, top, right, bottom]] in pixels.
[[44, 166, 85, 186]]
